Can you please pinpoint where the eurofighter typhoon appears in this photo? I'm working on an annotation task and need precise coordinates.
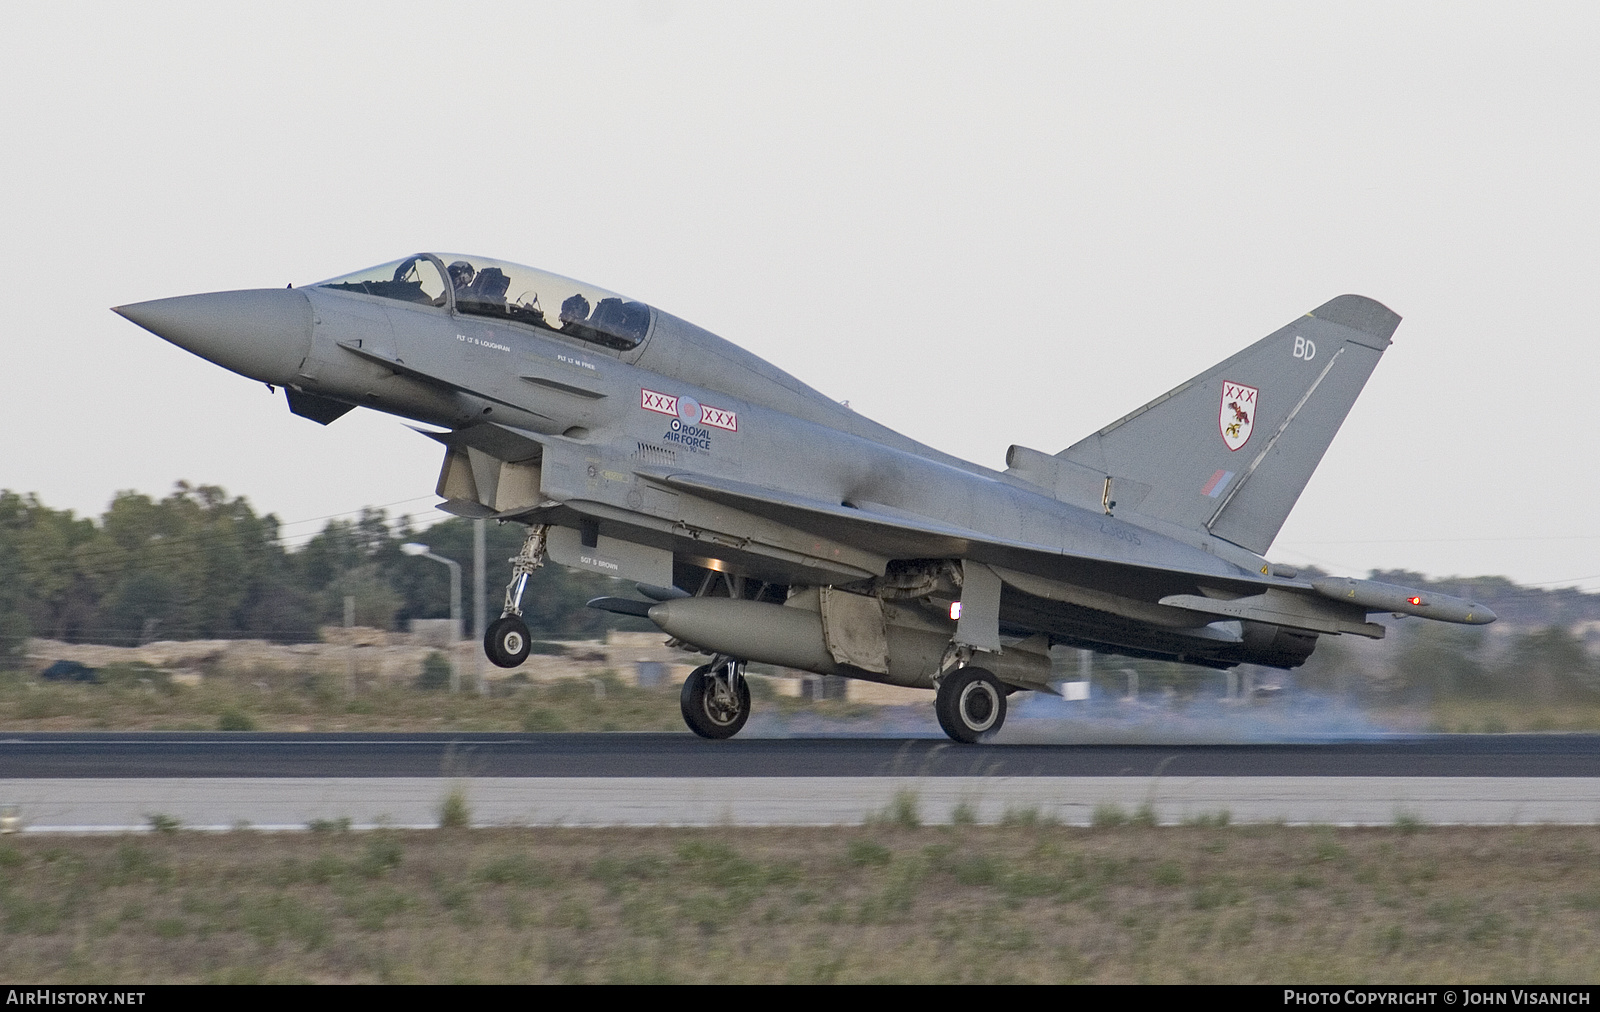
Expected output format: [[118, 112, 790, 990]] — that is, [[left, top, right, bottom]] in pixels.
[[114, 254, 1495, 742]]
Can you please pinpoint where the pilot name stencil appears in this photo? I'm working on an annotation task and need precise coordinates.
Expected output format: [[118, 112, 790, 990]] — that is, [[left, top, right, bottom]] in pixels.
[[456, 333, 510, 353], [1219, 381, 1257, 451], [555, 352, 598, 371]]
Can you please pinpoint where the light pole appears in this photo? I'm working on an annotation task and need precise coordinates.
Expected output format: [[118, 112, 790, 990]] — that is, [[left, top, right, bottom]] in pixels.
[[402, 543, 461, 693], [473, 518, 486, 696]]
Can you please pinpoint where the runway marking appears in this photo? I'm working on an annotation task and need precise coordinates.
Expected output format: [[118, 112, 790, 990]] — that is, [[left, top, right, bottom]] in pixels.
[[5, 777, 1600, 830]]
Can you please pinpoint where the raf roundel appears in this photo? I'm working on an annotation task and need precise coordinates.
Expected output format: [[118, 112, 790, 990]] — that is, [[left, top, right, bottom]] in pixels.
[[1219, 381, 1258, 452], [677, 396, 701, 426]]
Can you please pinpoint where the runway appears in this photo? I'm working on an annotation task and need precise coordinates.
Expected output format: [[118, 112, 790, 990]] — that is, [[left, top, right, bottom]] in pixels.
[[5, 734, 1598, 830], [4, 776, 1599, 831], [2, 731, 1599, 779]]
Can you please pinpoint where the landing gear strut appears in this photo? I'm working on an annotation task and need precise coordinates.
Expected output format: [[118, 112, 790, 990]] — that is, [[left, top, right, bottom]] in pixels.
[[935, 666, 1007, 744], [485, 524, 547, 669], [680, 658, 751, 739]]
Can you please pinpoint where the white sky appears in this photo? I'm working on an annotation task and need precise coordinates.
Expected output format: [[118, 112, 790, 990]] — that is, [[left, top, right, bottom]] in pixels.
[[1, 2, 1596, 586]]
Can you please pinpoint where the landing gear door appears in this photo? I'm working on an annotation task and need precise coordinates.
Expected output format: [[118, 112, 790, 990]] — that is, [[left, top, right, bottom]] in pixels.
[[955, 561, 1003, 652], [546, 526, 673, 587]]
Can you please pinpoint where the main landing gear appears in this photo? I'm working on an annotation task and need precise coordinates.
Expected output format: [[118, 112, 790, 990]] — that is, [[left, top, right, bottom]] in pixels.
[[486, 524, 547, 669], [681, 658, 750, 739], [935, 666, 1007, 744]]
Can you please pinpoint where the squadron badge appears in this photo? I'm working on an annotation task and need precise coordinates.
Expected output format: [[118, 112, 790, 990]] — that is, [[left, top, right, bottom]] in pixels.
[[1219, 381, 1257, 451]]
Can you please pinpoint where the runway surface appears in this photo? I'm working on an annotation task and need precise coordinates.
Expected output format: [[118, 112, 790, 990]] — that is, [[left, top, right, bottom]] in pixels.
[[4, 776, 1599, 830], [3, 731, 1600, 778]]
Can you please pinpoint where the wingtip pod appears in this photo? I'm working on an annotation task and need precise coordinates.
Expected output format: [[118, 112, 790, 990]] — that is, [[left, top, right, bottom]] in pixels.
[[1309, 295, 1402, 345], [1311, 577, 1496, 625]]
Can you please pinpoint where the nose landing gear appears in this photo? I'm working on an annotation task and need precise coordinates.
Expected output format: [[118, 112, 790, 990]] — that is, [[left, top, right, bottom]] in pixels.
[[680, 658, 750, 739], [485, 524, 547, 669], [485, 615, 530, 668]]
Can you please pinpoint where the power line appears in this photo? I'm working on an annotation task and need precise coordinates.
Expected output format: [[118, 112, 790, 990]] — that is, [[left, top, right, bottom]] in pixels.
[[1516, 574, 1600, 589]]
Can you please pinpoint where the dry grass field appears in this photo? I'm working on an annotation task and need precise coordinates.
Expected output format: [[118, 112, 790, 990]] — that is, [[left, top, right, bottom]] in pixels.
[[1417, 698, 1600, 735], [0, 664, 893, 734], [1, 629, 902, 733], [6, 660, 1600, 736], [3, 819, 1600, 983]]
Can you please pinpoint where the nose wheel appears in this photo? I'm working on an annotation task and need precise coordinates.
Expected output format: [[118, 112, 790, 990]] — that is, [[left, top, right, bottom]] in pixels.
[[935, 666, 1006, 743], [485, 615, 531, 668], [680, 661, 751, 739]]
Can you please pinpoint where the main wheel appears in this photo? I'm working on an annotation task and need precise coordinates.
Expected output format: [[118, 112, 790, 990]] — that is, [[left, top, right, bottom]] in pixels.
[[484, 615, 531, 668], [935, 667, 1007, 744], [680, 664, 751, 740]]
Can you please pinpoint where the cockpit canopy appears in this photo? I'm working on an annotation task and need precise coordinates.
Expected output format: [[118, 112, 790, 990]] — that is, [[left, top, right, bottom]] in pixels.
[[312, 253, 653, 351]]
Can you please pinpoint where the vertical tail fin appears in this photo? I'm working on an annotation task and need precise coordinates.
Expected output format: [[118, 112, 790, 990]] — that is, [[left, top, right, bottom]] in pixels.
[[1049, 295, 1398, 554]]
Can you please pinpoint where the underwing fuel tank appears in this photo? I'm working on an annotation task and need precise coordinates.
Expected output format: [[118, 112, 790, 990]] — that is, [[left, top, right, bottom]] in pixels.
[[649, 599, 837, 674], [645, 596, 1052, 691]]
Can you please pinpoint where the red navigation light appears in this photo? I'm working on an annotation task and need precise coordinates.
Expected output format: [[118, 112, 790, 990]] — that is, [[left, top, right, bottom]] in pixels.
[[1407, 596, 1423, 606]]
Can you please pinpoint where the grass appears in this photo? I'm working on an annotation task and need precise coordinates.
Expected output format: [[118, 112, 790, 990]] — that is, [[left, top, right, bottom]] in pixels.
[[1416, 698, 1600, 734], [866, 791, 922, 829], [438, 786, 471, 830], [0, 666, 887, 733], [1, 824, 1598, 983], [10, 660, 1600, 735], [0, 667, 683, 733]]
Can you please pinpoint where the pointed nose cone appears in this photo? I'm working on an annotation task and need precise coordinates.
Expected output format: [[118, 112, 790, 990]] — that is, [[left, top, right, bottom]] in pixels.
[[113, 288, 313, 385]]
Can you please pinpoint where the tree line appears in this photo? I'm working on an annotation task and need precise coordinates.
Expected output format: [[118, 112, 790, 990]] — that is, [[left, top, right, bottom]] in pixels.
[[1296, 568, 1600, 704], [0, 482, 635, 666]]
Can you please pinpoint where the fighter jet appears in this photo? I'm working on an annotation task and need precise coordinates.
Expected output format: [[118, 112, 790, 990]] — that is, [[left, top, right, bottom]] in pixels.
[[113, 253, 1495, 743]]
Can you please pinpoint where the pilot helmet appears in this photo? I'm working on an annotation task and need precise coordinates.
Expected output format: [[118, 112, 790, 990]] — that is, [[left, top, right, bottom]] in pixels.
[[447, 261, 476, 288], [560, 293, 591, 325]]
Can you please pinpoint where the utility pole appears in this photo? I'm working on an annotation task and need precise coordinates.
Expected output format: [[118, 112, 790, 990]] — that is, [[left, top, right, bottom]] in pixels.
[[343, 594, 355, 696], [473, 518, 487, 696]]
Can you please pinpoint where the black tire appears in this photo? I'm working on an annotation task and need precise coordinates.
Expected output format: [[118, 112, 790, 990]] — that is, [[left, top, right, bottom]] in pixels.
[[680, 664, 751, 740], [484, 615, 531, 668], [935, 667, 1007, 744]]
